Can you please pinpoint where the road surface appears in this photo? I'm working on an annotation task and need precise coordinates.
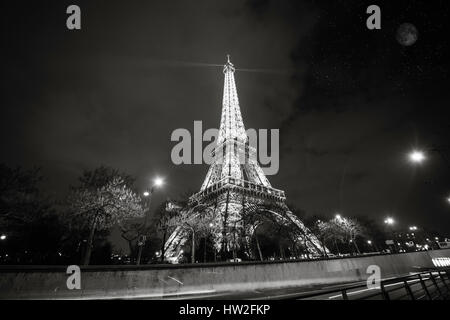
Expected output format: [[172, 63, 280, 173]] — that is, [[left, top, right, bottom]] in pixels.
[[144, 273, 448, 300]]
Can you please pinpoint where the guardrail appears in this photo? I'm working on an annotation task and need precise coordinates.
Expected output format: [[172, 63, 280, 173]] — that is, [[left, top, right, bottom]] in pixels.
[[287, 268, 450, 300]]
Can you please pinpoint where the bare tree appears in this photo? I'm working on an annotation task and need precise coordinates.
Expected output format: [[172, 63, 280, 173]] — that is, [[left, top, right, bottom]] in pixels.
[[332, 216, 364, 254], [313, 221, 339, 257], [0, 164, 48, 227], [161, 201, 213, 263], [66, 171, 145, 265]]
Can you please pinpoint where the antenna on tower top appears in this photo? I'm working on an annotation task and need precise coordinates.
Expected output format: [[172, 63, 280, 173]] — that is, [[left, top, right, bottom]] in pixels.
[[223, 54, 235, 73]]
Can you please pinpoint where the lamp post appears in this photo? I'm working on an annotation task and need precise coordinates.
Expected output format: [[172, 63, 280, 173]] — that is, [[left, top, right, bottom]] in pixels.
[[203, 222, 214, 263], [0, 234, 6, 264], [408, 226, 420, 250], [181, 223, 196, 264], [367, 239, 379, 252], [333, 214, 343, 255], [136, 177, 164, 265], [384, 217, 397, 253]]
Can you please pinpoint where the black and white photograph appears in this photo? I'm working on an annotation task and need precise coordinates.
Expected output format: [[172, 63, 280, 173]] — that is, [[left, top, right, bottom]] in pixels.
[[1, 0, 450, 310]]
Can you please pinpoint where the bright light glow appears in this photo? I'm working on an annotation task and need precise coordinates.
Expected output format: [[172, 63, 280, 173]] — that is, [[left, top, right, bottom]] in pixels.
[[367, 240, 372, 245], [409, 226, 418, 231], [435, 237, 439, 241], [447, 197, 450, 203], [153, 177, 164, 187], [143, 191, 150, 197], [384, 217, 395, 225], [409, 150, 425, 163], [335, 214, 342, 221], [0, 234, 6, 240]]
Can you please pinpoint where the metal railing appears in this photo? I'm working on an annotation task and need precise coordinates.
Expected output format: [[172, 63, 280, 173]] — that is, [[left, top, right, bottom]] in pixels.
[[287, 268, 450, 300]]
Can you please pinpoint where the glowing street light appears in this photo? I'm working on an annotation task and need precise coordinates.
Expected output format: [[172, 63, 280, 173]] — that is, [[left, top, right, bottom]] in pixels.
[[409, 150, 426, 164], [137, 176, 165, 265], [384, 217, 397, 252], [447, 196, 450, 204], [0, 234, 6, 240], [409, 226, 418, 231], [143, 177, 164, 197], [154, 177, 164, 187], [367, 240, 372, 245]]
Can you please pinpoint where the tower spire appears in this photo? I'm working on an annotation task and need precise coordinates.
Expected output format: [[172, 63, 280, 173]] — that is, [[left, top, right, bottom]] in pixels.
[[219, 54, 245, 144]]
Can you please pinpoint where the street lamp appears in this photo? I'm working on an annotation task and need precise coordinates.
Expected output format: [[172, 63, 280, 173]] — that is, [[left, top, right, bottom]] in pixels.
[[409, 226, 418, 231], [384, 217, 397, 253], [0, 234, 6, 240], [408, 150, 426, 164], [136, 176, 165, 265], [154, 177, 164, 187], [367, 239, 379, 252]]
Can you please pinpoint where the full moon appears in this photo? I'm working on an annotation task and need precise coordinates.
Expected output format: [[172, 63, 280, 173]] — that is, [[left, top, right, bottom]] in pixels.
[[396, 23, 418, 46]]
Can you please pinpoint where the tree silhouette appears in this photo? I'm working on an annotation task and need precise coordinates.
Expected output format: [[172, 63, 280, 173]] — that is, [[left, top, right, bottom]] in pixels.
[[66, 167, 145, 265]]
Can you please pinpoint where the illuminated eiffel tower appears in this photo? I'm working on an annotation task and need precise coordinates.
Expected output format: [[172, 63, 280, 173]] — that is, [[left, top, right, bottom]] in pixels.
[[164, 56, 325, 263]]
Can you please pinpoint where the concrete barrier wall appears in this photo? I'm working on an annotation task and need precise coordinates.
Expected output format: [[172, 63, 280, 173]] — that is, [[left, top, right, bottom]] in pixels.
[[1, 249, 450, 299]]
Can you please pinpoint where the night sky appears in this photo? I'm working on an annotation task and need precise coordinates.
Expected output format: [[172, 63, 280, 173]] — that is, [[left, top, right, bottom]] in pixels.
[[2, 0, 450, 250]]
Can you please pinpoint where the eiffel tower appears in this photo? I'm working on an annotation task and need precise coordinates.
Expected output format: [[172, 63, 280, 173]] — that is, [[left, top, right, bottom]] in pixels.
[[164, 55, 325, 263]]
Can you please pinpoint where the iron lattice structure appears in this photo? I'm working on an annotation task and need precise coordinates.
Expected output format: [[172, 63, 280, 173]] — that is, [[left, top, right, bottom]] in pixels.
[[164, 56, 325, 263]]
